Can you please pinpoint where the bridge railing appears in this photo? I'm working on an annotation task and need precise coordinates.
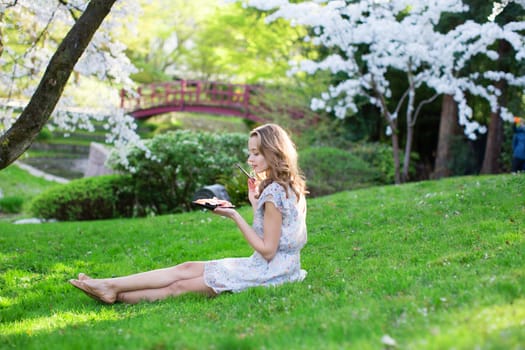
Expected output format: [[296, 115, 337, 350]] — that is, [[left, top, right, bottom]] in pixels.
[[120, 80, 261, 119]]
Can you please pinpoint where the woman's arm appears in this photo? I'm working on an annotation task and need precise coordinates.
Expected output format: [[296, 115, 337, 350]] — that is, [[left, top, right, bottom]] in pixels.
[[213, 203, 282, 261]]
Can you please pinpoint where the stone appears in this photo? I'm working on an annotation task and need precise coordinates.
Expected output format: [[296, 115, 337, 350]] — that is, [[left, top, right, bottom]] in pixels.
[[84, 142, 114, 177]]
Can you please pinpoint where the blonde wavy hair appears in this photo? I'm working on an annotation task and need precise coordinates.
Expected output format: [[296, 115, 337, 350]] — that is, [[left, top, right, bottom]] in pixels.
[[250, 124, 307, 200]]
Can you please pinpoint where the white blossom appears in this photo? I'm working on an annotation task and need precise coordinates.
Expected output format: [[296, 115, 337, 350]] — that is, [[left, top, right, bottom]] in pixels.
[[236, 0, 525, 140], [231, 0, 525, 183], [0, 0, 147, 170], [489, 0, 525, 21]]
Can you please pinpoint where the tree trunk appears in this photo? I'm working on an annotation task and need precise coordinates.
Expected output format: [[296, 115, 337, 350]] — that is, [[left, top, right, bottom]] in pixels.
[[401, 122, 413, 183], [0, 0, 118, 170], [401, 81, 415, 183], [432, 94, 459, 179], [480, 39, 510, 174], [391, 127, 401, 184], [480, 102, 504, 174]]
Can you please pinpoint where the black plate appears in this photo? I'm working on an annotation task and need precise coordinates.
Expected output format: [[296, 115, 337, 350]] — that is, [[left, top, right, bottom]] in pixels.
[[192, 201, 235, 210]]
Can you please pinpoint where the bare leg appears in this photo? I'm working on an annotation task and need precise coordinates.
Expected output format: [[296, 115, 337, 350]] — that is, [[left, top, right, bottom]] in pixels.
[[70, 262, 210, 304], [117, 276, 215, 304]]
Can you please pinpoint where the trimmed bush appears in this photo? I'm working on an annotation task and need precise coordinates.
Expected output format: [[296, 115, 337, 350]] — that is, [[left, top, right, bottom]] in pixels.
[[29, 175, 135, 221], [108, 130, 248, 215], [299, 146, 379, 197]]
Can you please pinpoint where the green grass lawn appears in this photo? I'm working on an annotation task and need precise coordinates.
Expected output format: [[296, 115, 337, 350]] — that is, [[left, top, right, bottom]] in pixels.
[[0, 173, 524, 349], [0, 164, 61, 219], [0, 164, 59, 199]]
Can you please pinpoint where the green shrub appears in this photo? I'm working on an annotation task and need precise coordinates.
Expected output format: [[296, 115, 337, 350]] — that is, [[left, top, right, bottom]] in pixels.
[[108, 130, 248, 215], [447, 136, 479, 176], [220, 171, 250, 207], [349, 142, 396, 184], [29, 175, 135, 221], [299, 146, 379, 197], [0, 196, 24, 214], [349, 142, 419, 184]]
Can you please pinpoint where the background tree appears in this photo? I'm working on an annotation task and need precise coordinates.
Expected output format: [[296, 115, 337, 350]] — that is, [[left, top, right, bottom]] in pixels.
[[121, 0, 220, 83], [0, 0, 142, 170], [119, 1, 311, 85], [432, 0, 494, 179], [480, 1, 525, 174], [118, 1, 324, 135], [238, 0, 525, 183], [434, 1, 525, 178], [185, 4, 308, 83]]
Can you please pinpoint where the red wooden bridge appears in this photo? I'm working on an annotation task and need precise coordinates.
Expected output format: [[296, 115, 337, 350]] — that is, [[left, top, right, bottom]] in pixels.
[[120, 80, 265, 122]]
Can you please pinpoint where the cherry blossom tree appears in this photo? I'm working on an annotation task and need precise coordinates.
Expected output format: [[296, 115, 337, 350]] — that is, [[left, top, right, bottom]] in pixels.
[[0, 0, 143, 170], [236, 0, 525, 183], [480, 1, 525, 174]]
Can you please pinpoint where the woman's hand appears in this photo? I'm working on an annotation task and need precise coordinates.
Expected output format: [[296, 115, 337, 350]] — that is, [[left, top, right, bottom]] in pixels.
[[248, 178, 258, 208], [212, 206, 238, 219]]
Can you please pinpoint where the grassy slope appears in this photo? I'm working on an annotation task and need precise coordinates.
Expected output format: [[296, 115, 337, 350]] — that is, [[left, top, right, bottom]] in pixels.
[[0, 164, 61, 218], [0, 164, 59, 199], [0, 174, 524, 349]]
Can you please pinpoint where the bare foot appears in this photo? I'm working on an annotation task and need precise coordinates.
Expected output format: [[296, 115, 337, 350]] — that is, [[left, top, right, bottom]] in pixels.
[[69, 279, 116, 304], [78, 273, 92, 281]]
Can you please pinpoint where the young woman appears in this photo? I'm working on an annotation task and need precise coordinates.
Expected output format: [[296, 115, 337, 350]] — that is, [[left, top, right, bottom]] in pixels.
[[69, 123, 308, 304]]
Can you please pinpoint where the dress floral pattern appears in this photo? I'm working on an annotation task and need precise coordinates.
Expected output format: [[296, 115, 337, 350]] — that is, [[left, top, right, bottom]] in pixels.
[[204, 182, 307, 294]]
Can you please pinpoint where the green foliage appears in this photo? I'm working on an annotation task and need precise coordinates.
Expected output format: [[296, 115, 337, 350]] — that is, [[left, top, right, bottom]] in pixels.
[[501, 122, 515, 173], [299, 142, 407, 197], [349, 142, 398, 184], [250, 80, 330, 135], [137, 113, 250, 138], [0, 196, 24, 214], [0, 174, 523, 349], [109, 130, 248, 215], [449, 136, 481, 176], [182, 4, 310, 83], [29, 175, 135, 221], [296, 111, 386, 151], [299, 146, 379, 197], [152, 122, 182, 136], [36, 127, 53, 141], [134, 120, 160, 138], [120, 1, 311, 85], [220, 171, 250, 207]]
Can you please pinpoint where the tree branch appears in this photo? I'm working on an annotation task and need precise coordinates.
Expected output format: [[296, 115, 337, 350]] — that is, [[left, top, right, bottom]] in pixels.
[[412, 93, 440, 127], [2, 0, 19, 8], [394, 88, 410, 121], [58, 0, 82, 21], [0, 0, 118, 170]]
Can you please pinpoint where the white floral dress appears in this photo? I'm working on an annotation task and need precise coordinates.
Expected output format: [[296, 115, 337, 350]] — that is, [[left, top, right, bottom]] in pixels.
[[204, 182, 307, 294]]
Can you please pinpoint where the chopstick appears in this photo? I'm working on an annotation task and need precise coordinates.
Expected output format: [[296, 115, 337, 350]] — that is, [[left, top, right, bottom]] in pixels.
[[235, 163, 254, 179]]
